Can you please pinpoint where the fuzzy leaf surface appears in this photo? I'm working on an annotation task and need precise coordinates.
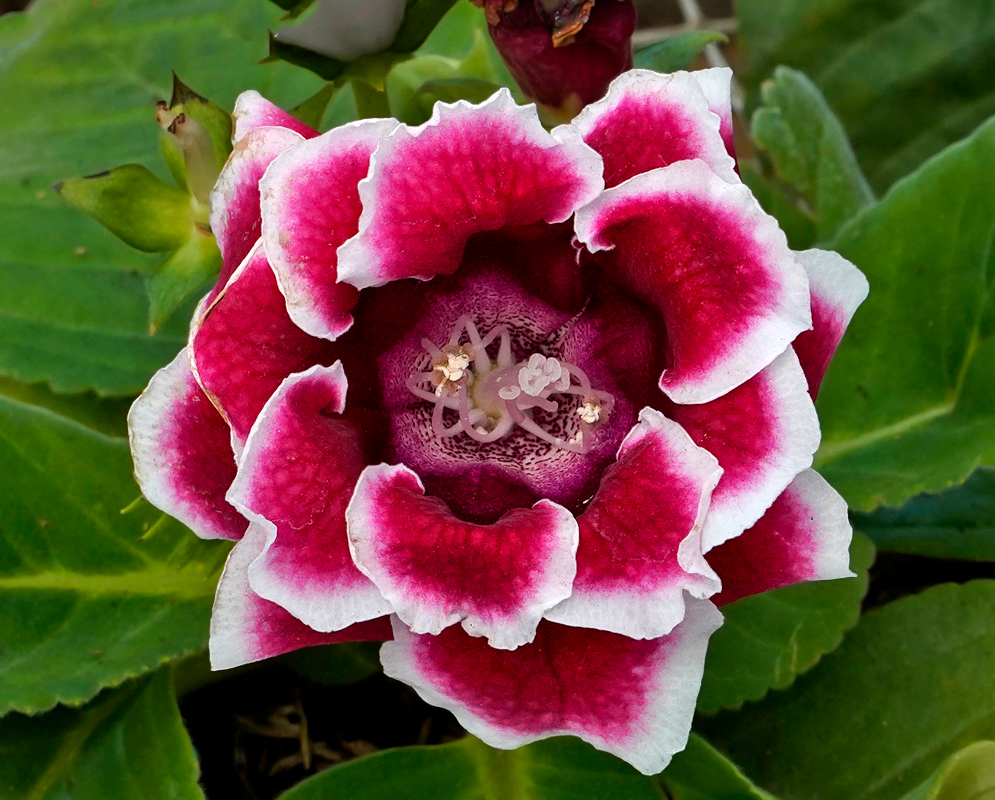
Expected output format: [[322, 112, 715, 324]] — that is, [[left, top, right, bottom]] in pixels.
[[815, 115, 995, 510], [0, 396, 228, 715], [737, 0, 995, 190], [701, 581, 995, 800], [697, 532, 874, 713], [0, 669, 204, 800]]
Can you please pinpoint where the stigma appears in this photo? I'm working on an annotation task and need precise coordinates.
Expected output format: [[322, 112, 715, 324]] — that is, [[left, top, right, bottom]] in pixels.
[[406, 316, 614, 453]]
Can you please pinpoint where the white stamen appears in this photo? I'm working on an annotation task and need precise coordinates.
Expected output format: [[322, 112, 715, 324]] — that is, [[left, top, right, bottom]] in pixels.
[[577, 399, 602, 425], [519, 354, 561, 396], [435, 351, 470, 382]]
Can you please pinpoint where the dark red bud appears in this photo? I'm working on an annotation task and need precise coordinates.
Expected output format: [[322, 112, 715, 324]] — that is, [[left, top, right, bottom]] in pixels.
[[486, 0, 636, 119]]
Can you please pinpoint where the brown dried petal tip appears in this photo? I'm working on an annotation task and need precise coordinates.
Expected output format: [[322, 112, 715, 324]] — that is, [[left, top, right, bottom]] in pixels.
[[470, 0, 519, 26], [166, 112, 186, 136], [550, 0, 595, 47]]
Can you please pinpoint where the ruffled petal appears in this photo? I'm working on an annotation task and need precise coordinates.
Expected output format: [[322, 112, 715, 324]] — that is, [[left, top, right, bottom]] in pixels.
[[545, 408, 721, 639], [210, 524, 391, 670], [228, 364, 393, 632], [260, 118, 398, 340], [665, 348, 821, 552], [231, 90, 319, 144], [575, 160, 812, 404], [707, 469, 855, 606], [128, 347, 246, 541], [791, 249, 870, 398], [208, 126, 304, 302], [347, 464, 578, 650], [690, 67, 736, 160], [190, 242, 336, 448], [570, 69, 737, 188], [337, 89, 604, 289], [381, 600, 723, 776]]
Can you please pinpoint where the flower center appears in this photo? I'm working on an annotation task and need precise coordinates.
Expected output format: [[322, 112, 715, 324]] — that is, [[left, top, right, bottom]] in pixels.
[[406, 315, 615, 453]]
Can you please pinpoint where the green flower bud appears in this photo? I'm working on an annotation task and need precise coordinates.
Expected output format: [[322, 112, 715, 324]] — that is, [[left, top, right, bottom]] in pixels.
[[55, 165, 193, 253]]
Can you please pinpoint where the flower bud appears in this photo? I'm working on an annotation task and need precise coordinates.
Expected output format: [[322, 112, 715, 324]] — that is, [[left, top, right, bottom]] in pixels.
[[55, 165, 193, 253], [157, 74, 233, 207], [273, 0, 406, 61], [477, 0, 637, 121]]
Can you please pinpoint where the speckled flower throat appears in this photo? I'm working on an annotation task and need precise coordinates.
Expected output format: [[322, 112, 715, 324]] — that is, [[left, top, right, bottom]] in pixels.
[[406, 313, 615, 453]]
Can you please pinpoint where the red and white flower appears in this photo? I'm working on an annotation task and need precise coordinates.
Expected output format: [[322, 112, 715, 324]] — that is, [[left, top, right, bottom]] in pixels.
[[129, 68, 867, 775]]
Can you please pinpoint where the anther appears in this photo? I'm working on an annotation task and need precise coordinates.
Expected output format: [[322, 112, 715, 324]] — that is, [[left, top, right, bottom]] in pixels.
[[577, 399, 602, 425]]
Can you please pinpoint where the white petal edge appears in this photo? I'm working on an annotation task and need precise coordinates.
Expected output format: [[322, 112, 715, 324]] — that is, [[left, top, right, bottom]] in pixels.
[[380, 597, 724, 776], [574, 158, 813, 405], [347, 463, 580, 650], [699, 346, 821, 553], [545, 407, 722, 639], [567, 68, 738, 184], [259, 117, 400, 341], [337, 88, 605, 290], [227, 363, 393, 632]]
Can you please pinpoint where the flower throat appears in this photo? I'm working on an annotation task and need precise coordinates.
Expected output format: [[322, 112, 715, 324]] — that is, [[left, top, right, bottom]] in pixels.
[[406, 315, 614, 453]]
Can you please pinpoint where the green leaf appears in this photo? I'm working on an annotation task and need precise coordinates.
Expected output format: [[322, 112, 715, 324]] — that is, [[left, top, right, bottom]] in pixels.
[[633, 31, 727, 73], [814, 114, 995, 510], [0, 395, 229, 715], [392, 0, 461, 55], [0, 0, 319, 186], [280, 736, 664, 799], [386, 53, 463, 123], [0, 668, 204, 800], [0, 375, 130, 437], [419, 1, 506, 64], [898, 741, 995, 800], [751, 67, 874, 243], [0, 183, 190, 395], [291, 81, 340, 129], [853, 468, 995, 562], [697, 531, 874, 713], [310, 3, 518, 132], [700, 581, 995, 800], [386, 19, 515, 125], [279, 641, 382, 685], [55, 165, 193, 253], [662, 734, 779, 800], [740, 162, 817, 251], [737, 0, 995, 191], [0, 0, 321, 396]]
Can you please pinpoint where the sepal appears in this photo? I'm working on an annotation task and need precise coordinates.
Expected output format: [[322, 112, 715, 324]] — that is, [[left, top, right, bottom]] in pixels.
[[147, 227, 222, 333], [156, 74, 234, 205]]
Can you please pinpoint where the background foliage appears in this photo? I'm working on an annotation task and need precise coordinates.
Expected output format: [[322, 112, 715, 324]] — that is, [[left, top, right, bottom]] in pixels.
[[1, 0, 994, 797]]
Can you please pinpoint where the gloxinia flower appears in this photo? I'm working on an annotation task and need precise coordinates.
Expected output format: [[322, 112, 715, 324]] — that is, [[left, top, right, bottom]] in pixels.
[[474, 0, 638, 120], [129, 68, 868, 775]]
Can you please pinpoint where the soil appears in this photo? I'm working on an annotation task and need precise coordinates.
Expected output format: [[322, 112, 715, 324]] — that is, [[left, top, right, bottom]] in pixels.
[[181, 663, 465, 800]]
